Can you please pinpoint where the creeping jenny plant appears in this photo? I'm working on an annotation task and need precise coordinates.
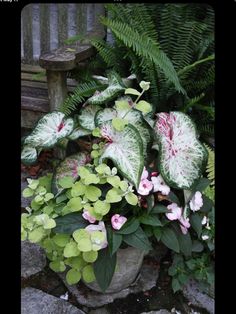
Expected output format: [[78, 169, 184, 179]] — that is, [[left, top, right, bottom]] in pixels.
[[21, 78, 214, 293]]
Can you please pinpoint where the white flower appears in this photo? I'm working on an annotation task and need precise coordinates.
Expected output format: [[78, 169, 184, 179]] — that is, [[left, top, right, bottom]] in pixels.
[[137, 178, 153, 195], [141, 167, 149, 180], [202, 235, 209, 241], [166, 203, 182, 221], [201, 216, 207, 225], [82, 210, 96, 223], [179, 216, 191, 235], [151, 175, 170, 195], [111, 214, 127, 230], [60, 292, 68, 300], [189, 191, 203, 211]]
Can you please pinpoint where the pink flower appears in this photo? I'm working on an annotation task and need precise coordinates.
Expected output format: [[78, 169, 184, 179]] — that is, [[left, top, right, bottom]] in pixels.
[[189, 191, 203, 212], [138, 179, 153, 195], [166, 203, 191, 235], [179, 216, 190, 235], [111, 214, 127, 230], [141, 167, 149, 180], [82, 210, 96, 223], [151, 175, 170, 195], [166, 203, 182, 221]]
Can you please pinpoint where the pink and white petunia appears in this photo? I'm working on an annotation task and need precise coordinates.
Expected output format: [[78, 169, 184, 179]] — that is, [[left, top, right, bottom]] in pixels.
[[166, 203, 182, 221], [85, 221, 108, 248], [111, 214, 127, 230], [189, 191, 203, 212], [151, 175, 170, 195], [141, 167, 149, 180], [179, 216, 191, 235], [82, 210, 96, 223], [137, 179, 153, 196]]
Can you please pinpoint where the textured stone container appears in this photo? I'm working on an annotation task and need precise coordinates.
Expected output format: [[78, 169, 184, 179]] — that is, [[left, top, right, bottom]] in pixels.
[[84, 247, 146, 293]]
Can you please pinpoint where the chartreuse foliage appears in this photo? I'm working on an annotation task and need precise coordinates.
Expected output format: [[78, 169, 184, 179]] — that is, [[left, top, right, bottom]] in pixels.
[[22, 160, 141, 288]]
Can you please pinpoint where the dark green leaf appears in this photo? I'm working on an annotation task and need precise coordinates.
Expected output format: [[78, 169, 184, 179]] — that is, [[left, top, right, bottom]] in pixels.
[[54, 213, 88, 234], [191, 177, 211, 192], [123, 227, 152, 251], [153, 226, 163, 241], [172, 277, 181, 293], [147, 195, 155, 214], [167, 191, 180, 206], [178, 273, 189, 285], [176, 231, 192, 257], [56, 194, 68, 204], [161, 227, 180, 253], [116, 217, 140, 235], [190, 214, 202, 238], [112, 233, 123, 255], [192, 240, 204, 252], [143, 225, 153, 237], [139, 214, 162, 226], [201, 195, 214, 213], [151, 205, 168, 214], [94, 248, 117, 292]]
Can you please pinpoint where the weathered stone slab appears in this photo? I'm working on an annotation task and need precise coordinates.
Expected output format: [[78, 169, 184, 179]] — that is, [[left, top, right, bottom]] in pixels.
[[21, 288, 85, 314], [183, 279, 214, 314], [59, 258, 159, 308], [21, 241, 46, 278]]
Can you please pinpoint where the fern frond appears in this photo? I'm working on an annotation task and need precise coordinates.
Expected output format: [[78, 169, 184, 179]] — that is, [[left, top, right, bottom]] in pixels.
[[90, 38, 117, 68], [60, 81, 104, 116], [204, 144, 215, 186], [100, 17, 185, 94]]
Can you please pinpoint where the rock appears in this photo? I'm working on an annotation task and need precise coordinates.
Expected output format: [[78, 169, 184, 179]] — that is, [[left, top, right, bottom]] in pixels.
[[141, 311, 171, 314], [21, 241, 46, 278], [21, 177, 32, 208], [58, 257, 159, 308], [21, 288, 85, 314], [89, 308, 110, 314], [182, 279, 214, 314]]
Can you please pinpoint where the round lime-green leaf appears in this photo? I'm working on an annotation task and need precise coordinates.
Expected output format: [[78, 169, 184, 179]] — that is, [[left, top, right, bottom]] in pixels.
[[66, 268, 81, 285], [94, 200, 110, 216], [53, 234, 70, 247], [64, 241, 80, 258], [23, 188, 34, 198], [85, 186, 102, 202], [82, 251, 98, 263], [82, 265, 96, 283], [49, 260, 66, 273], [125, 192, 138, 205]]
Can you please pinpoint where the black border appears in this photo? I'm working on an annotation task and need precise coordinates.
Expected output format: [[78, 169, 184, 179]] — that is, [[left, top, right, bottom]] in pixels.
[[0, 1, 234, 313]]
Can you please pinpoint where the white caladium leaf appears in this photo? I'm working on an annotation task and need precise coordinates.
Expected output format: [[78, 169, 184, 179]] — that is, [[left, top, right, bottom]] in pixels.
[[24, 112, 74, 148], [95, 108, 152, 160], [117, 109, 152, 160], [95, 108, 117, 127], [154, 112, 208, 189], [78, 105, 101, 131], [99, 121, 144, 188], [68, 126, 91, 140], [52, 152, 91, 196], [21, 145, 37, 165], [87, 72, 125, 105]]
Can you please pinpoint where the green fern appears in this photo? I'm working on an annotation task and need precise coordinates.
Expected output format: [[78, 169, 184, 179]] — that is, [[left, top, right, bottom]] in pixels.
[[60, 81, 104, 116], [100, 16, 185, 94], [204, 144, 215, 186]]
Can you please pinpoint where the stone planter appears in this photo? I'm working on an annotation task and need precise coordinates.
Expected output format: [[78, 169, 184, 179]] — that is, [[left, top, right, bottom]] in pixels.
[[84, 246, 146, 293]]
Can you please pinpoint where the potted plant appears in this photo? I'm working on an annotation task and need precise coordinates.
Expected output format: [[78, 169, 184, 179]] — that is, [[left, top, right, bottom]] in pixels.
[[21, 77, 214, 294]]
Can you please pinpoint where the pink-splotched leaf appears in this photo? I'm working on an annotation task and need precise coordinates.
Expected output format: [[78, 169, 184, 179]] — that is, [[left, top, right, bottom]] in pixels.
[[154, 112, 208, 189], [24, 112, 74, 148], [78, 105, 101, 131], [100, 121, 144, 189], [21, 145, 37, 165], [52, 152, 91, 196]]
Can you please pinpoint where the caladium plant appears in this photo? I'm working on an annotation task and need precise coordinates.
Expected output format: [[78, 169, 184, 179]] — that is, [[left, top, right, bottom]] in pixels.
[[52, 152, 91, 196], [99, 121, 144, 189], [21, 112, 74, 164], [154, 112, 208, 189]]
